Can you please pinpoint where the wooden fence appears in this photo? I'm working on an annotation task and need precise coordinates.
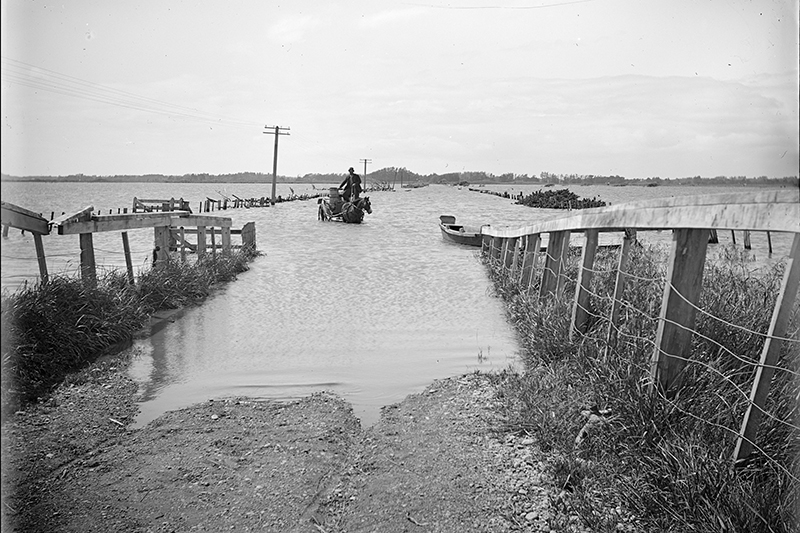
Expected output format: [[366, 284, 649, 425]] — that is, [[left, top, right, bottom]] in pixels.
[[132, 197, 192, 213], [0, 202, 51, 284], [0, 201, 257, 290], [479, 190, 800, 464]]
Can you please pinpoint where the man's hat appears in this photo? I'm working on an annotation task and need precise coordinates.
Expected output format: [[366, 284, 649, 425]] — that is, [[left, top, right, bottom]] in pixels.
[[348, 167, 354, 172]]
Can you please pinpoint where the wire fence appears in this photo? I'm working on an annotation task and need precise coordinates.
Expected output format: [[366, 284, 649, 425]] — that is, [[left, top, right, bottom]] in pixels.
[[482, 229, 799, 480]]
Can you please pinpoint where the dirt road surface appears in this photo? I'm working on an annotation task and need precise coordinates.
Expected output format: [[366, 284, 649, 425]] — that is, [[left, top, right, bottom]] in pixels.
[[2, 357, 587, 532]]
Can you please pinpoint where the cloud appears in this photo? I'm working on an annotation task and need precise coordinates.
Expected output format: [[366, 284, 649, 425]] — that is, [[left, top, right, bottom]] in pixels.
[[267, 15, 321, 44], [358, 7, 426, 29]]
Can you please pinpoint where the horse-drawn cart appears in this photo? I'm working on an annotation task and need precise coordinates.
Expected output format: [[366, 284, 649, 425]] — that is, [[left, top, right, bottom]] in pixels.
[[318, 188, 372, 223]]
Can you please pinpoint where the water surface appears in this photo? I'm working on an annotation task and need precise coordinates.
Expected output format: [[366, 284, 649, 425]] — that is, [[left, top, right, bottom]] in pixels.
[[1, 181, 791, 426]]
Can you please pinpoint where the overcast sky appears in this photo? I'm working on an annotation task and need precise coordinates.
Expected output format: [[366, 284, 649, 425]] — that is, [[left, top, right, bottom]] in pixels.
[[1, 0, 798, 179]]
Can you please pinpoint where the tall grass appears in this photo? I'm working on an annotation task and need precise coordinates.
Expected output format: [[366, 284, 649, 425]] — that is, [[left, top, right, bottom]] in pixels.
[[1, 249, 259, 412], [487, 243, 799, 532]]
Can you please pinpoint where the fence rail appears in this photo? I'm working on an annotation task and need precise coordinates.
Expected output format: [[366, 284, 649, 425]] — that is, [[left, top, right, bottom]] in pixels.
[[480, 190, 800, 464], [1, 201, 257, 290]]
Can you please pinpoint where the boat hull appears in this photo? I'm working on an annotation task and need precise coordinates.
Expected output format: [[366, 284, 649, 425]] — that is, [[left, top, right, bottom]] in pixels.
[[439, 215, 484, 247], [440, 225, 482, 246]]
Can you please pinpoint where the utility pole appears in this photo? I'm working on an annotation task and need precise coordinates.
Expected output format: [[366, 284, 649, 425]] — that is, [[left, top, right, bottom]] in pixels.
[[263, 125, 290, 204], [360, 158, 372, 190]]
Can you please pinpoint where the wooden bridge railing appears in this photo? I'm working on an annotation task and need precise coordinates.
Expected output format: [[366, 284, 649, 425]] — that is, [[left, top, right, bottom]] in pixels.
[[132, 196, 192, 213], [42, 207, 255, 289], [479, 190, 800, 464], [0, 201, 51, 284]]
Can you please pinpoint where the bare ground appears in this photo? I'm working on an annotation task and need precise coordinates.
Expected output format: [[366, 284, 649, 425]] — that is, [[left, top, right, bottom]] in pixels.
[[1, 353, 591, 533]]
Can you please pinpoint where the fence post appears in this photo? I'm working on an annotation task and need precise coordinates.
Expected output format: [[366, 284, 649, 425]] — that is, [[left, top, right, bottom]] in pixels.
[[540, 231, 570, 300], [490, 236, 502, 268], [33, 233, 48, 284], [221, 227, 231, 256], [180, 227, 187, 262], [570, 229, 599, 340], [121, 231, 134, 284], [649, 228, 709, 396], [605, 230, 636, 353], [240, 222, 256, 251], [153, 226, 170, 265], [210, 227, 217, 257], [733, 233, 800, 463], [79, 232, 97, 289], [502, 237, 517, 273], [510, 236, 522, 278], [520, 233, 541, 291], [197, 226, 207, 257]]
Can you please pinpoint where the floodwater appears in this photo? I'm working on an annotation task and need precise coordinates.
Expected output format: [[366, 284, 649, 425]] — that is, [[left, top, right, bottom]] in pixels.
[[1, 181, 792, 427]]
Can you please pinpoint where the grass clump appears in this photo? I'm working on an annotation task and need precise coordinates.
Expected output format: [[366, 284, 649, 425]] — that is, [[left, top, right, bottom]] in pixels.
[[1, 249, 259, 412], [486, 243, 798, 533]]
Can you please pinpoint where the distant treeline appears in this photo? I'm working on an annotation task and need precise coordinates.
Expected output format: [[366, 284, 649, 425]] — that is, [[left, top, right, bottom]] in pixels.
[[1, 168, 797, 186]]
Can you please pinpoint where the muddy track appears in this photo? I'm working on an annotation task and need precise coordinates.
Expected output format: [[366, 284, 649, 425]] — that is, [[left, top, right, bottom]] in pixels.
[[2, 358, 580, 533]]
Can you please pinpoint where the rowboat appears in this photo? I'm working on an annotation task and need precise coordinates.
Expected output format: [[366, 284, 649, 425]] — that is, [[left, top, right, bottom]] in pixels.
[[439, 215, 488, 247]]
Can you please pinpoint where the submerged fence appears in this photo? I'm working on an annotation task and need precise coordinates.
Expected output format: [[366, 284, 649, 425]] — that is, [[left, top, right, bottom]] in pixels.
[[480, 190, 799, 466]]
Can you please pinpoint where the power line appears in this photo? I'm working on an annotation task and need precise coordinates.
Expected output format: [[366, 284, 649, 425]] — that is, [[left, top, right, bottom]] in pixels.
[[1, 56, 264, 130]]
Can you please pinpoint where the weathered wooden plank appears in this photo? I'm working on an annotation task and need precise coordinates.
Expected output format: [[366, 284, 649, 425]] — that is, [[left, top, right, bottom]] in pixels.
[[502, 237, 518, 271], [121, 232, 134, 284], [734, 233, 800, 463], [221, 227, 231, 257], [605, 231, 636, 352], [540, 231, 569, 299], [490, 236, 502, 266], [33, 233, 48, 284], [153, 226, 170, 264], [510, 236, 522, 277], [241, 222, 256, 250], [483, 191, 800, 239], [58, 213, 232, 235], [179, 227, 187, 262], [52, 206, 94, 227], [570, 229, 599, 340], [1, 202, 50, 235], [649, 229, 709, 395], [554, 231, 571, 298], [58, 213, 174, 234], [210, 227, 217, 257], [197, 226, 207, 257], [174, 215, 232, 228], [520, 233, 541, 291], [79, 233, 97, 289]]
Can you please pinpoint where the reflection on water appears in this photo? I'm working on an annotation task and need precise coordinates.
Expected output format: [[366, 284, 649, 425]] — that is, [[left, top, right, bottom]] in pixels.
[[126, 185, 542, 428]]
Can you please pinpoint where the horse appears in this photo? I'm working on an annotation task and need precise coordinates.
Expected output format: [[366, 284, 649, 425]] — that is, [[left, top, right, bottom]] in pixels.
[[318, 195, 372, 223], [353, 196, 372, 214]]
